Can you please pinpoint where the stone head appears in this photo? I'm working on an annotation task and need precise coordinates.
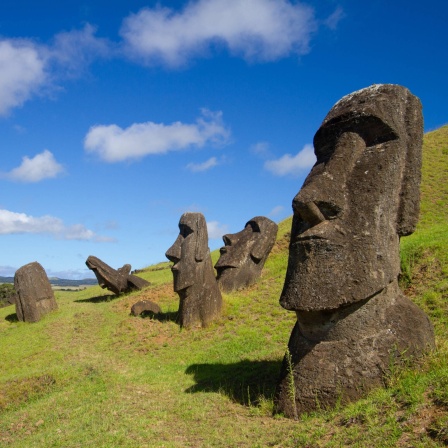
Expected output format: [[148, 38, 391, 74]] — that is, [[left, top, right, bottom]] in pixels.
[[165, 212, 209, 292], [215, 216, 278, 291], [280, 84, 423, 312], [85, 255, 130, 294]]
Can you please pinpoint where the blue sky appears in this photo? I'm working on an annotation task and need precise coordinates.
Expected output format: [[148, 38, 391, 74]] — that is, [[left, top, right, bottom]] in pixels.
[[1, 0, 447, 279]]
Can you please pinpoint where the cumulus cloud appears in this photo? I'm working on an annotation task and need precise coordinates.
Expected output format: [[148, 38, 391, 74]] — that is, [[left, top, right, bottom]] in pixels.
[[186, 156, 218, 172], [264, 144, 316, 176], [0, 265, 16, 277], [0, 39, 46, 115], [207, 220, 229, 239], [120, 0, 317, 66], [0, 209, 113, 242], [49, 24, 111, 78], [3, 150, 64, 182], [250, 141, 271, 158], [84, 109, 230, 162], [0, 25, 110, 115], [324, 6, 345, 30]]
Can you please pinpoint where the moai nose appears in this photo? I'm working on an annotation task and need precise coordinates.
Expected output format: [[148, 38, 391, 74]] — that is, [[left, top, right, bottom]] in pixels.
[[294, 201, 326, 227]]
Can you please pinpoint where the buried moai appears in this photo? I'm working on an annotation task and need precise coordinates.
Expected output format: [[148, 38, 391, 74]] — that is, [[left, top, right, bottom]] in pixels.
[[274, 84, 435, 418], [14, 261, 58, 322], [130, 300, 161, 317], [166, 212, 222, 328], [215, 216, 278, 292], [85, 256, 150, 295]]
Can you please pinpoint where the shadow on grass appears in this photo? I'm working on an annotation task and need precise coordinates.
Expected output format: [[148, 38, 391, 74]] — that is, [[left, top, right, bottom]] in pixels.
[[5, 313, 19, 322], [75, 294, 117, 303], [135, 310, 179, 323], [185, 359, 282, 406]]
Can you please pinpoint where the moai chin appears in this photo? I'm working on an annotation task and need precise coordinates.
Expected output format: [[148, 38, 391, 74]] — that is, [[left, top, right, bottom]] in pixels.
[[166, 212, 222, 328], [14, 261, 58, 323], [215, 216, 278, 292], [274, 84, 435, 418]]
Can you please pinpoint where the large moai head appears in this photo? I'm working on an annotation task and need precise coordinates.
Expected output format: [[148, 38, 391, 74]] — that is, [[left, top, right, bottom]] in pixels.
[[274, 84, 434, 418], [166, 212, 222, 328], [14, 261, 58, 323], [215, 216, 278, 292], [280, 84, 423, 312]]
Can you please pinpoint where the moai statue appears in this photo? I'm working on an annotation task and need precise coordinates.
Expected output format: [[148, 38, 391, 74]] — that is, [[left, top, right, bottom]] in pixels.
[[86, 256, 150, 295], [14, 261, 58, 322], [166, 212, 222, 328], [274, 84, 435, 418], [215, 216, 278, 292]]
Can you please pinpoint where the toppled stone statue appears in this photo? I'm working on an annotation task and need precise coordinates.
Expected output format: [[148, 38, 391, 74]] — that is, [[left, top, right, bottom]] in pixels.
[[14, 261, 58, 322], [274, 84, 435, 418], [166, 212, 222, 328], [86, 256, 150, 295], [131, 300, 161, 317], [215, 216, 278, 292]]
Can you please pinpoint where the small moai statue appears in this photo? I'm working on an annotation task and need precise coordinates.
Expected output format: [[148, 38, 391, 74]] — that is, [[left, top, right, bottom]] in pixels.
[[166, 212, 222, 328], [85, 255, 150, 295], [215, 216, 278, 292], [14, 261, 58, 322]]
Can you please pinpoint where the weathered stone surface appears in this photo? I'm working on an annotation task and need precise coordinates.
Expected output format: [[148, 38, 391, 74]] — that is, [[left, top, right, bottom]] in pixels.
[[274, 84, 435, 418], [14, 261, 58, 322], [131, 300, 161, 316], [128, 274, 151, 291], [166, 212, 222, 328], [85, 256, 150, 295], [215, 216, 278, 292]]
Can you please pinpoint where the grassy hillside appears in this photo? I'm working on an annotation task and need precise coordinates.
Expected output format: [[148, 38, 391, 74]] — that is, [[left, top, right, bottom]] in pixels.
[[0, 126, 447, 447]]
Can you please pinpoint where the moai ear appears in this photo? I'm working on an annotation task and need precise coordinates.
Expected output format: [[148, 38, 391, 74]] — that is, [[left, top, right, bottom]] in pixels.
[[195, 214, 207, 262], [396, 92, 423, 237], [250, 237, 271, 262], [250, 219, 278, 262]]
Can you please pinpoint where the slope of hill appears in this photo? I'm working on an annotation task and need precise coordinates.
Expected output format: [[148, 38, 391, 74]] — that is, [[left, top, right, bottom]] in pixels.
[[0, 127, 447, 447]]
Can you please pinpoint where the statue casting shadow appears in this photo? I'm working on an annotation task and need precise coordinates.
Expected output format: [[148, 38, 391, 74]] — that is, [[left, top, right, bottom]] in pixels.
[[75, 294, 117, 304], [5, 313, 19, 322], [185, 359, 281, 406], [137, 310, 179, 323]]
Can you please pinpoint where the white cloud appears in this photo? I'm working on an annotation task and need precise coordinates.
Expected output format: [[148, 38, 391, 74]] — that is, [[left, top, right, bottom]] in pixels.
[[0, 209, 113, 242], [0, 39, 46, 115], [3, 150, 64, 182], [0, 265, 16, 277], [250, 141, 271, 158], [324, 6, 345, 30], [268, 205, 284, 217], [0, 25, 110, 116], [264, 144, 316, 176], [186, 156, 218, 172], [49, 24, 111, 78], [207, 220, 229, 239], [120, 0, 317, 66], [84, 109, 230, 162]]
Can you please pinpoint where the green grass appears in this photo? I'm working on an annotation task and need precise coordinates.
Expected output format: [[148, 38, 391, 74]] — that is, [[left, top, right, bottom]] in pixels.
[[1, 126, 447, 447]]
